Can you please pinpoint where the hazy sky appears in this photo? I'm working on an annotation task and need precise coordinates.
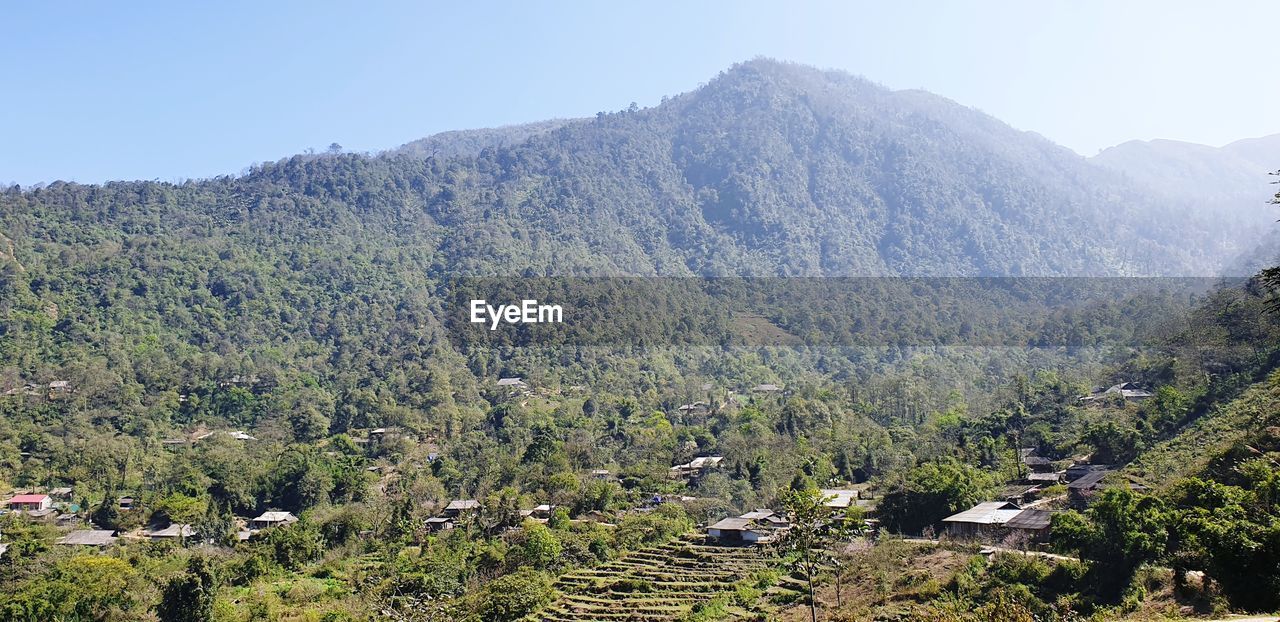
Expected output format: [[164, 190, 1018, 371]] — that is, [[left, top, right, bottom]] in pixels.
[[3, 1, 1277, 184]]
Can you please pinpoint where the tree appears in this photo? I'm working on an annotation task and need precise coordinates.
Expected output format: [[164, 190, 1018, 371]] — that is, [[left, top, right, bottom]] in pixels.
[[91, 494, 121, 530], [195, 500, 237, 546], [157, 556, 217, 622], [1255, 170, 1280, 311], [259, 521, 325, 571], [878, 459, 994, 535], [474, 568, 553, 622], [1167, 470, 1280, 610], [514, 520, 562, 571], [779, 487, 833, 622], [1052, 488, 1168, 597], [1082, 420, 1140, 464]]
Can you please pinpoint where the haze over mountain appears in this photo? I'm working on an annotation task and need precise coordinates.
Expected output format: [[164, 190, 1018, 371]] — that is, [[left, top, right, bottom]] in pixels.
[[1092, 134, 1280, 274], [389, 58, 1264, 276], [1093, 134, 1279, 205]]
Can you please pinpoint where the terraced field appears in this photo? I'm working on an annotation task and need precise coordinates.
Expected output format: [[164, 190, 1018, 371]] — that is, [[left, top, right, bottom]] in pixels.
[[530, 534, 803, 621]]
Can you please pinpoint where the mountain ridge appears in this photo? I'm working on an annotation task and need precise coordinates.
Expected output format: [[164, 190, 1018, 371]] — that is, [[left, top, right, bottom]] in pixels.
[[3, 58, 1269, 279]]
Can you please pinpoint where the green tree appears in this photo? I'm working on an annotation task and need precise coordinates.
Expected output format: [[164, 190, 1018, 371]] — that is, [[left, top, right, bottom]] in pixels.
[[515, 520, 563, 571], [157, 556, 217, 622], [779, 487, 833, 622], [1052, 488, 1168, 597], [878, 459, 994, 535], [474, 568, 553, 622]]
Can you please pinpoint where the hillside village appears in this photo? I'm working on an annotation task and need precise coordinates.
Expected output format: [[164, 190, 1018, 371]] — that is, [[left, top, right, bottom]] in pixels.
[[1, 369, 1208, 622], [1, 43, 1279, 622]]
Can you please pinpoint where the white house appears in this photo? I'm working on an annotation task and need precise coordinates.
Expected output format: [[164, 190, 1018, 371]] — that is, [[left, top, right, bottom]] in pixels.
[[248, 511, 298, 530]]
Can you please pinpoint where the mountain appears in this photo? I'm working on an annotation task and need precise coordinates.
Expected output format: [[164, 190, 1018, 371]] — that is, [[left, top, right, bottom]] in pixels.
[[1092, 134, 1280, 274], [2, 59, 1257, 282], [394, 118, 576, 160], [1, 58, 1272, 399], [392, 59, 1258, 277], [1093, 134, 1279, 205], [6, 59, 1280, 620]]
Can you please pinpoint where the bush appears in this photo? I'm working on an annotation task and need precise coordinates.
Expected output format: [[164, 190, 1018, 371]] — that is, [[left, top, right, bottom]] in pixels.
[[474, 568, 554, 622]]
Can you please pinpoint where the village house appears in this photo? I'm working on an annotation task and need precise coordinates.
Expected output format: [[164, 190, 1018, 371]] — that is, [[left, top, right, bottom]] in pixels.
[[5, 494, 52, 512], [820, 489, 859, 511], [670, 456, 724, 478], [249, 511, 298, 530], [442, 499, 480, 518], [118, 496, 136, 511], [1004, 509, 1054, 542], [220, 374, 260, 388], [1021, 456, 1054, 473], [147, 523, 197, 540], [1001, 485, 1041, 505], [48, 487, 73, 500], [1025, 472, 1064, 485], [1068, 470, 1111, 502], [425, 516, 454, 532], [941, 501, 1024, 538], [1066, 463, 1112, 481], [707, 517, 760, 543], [57, 529, 118, 547], [739, 509, 790, 529], [751, 383, 783, 393], [25, 507, 60, 521], [497, 377, 528, 389], [707, 509, 790, 544], [1079, 382, 1153, 405]]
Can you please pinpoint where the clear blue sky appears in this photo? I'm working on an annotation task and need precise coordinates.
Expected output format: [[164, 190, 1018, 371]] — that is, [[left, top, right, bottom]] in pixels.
[[3, 1, 1277, 184]]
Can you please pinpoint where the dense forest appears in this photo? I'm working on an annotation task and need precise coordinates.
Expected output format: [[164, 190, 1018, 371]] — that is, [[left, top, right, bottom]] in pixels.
[[0, 59, 1277, 621]]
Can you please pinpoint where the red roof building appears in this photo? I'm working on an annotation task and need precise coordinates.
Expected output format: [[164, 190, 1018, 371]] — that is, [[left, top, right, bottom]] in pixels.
[[6, 494, 52, 511]]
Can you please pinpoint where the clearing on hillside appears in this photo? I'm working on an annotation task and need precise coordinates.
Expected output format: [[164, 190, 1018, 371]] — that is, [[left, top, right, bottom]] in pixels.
[[529, 534, 803, 621]]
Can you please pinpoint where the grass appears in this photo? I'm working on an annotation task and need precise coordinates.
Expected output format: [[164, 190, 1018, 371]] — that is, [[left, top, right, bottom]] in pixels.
[[1125, 374, 1280, 490]]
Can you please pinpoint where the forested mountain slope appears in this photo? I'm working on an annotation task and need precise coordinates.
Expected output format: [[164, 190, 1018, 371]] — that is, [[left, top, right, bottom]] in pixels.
[[2, 59, 1254, 282], [0, 58, 1265, 450], [1092, 133, 1279, 274]]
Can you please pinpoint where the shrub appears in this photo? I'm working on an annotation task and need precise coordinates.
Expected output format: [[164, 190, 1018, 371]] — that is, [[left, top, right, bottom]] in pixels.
[[475, 568, 554, 622]]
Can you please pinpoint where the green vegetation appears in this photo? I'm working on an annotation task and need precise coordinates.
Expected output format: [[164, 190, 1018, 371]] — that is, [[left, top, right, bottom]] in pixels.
[[0, 59, 1276, 620]]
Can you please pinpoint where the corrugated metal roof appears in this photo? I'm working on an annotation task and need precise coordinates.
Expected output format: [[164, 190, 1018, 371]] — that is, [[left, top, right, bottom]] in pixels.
[[1027, 472, 1062, 482], [1006, 509, 1053, 530], [942, 501, 1022, 525], [708, 517, 753, 531], [821, 489, 858, 508], [1068, 470, 1110, 489], [147, 524, 197, 538], [253, 511, 297, 522], [57, 530, 117, 546]]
